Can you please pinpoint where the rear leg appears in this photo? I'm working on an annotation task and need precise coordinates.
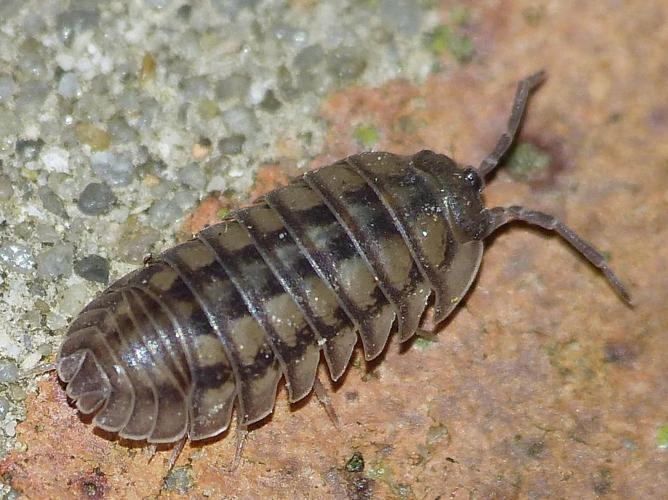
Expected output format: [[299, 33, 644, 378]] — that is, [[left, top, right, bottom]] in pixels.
[[313, 374, 340, 429], [225, 374, 339, 472], [165, 435, 187, 471], [484, 205, 632, 304], [416, 304, 440, 339], [229, 421, 248, 472]]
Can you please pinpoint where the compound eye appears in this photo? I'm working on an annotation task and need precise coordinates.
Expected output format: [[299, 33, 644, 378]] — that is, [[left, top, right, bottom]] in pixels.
[[463, 167, 482, 191]]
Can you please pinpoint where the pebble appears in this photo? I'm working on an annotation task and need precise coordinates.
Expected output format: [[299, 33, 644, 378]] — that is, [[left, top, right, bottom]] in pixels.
[[380, 0, 424, 35], [148, 198, 184, 227], [77, 182, 116, 215], [215, 73, 250, 102], [74, 254, 110, 284], [22, 13, 45, 36], [260, 90, 282, 112], [144, 0, 171, 10], [90, 151, 134, 186], [58, 73, 81, 99], [0, 396, 9, 417], [178, 163, 206, 190], [75, 123, 111, 151], [35, 223, 60, 243], [0, 75, 15, 101], [197, 99, 220, 120], [0, 360, 19, 383], [0, 175, 13, 200], [37, 186, 68, 219], [191, 139, 212, 161], [22, 308, 41, 327], [17, 39, 47, 79], [222, 105, 259, 137], [277, 65, 298, 100], [0, 244, 35, 273], [0, 0, 20, 19], [176, 4, 192, 19], [36, 243, 74, 277], [137, 96, 160, 129], [294, 45, 327, 94], [163, 466, 194, 494], [173, 189, 198, 210], [180, 76, 210, 101], [40, 146, 70, 174], [46, 311, 68, 331], [116, 225, 161, 264], [16, 138, 44, 161], [117, 89, 140, 114], [272, 23, 308, 48], [0, 108, 19, 152], [14, 80, 49, 117], [107, 116, 138, 144], [56, 7, 100, 45], [4, 419, 17, 438], [218, 134, 245, 155], [327, 47, 368, 84], [207, 175, 228, 193], [8, 385, 26, 402], [59, 284, 91, 316], [210, 0, 258, 17], [19, 351, 42, 372]]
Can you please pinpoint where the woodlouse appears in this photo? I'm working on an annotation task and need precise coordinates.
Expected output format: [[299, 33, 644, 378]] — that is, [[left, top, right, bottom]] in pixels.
[[56, 72, 630, 451]]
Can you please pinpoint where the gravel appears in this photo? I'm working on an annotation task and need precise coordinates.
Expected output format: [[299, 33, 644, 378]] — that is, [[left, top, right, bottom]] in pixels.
[[0, 244, 35, 273], [36, 244, 74, 278], [37, 186, 68, 219], [0, 76, 16, 102], [77, 182, 116, 215], [57, 72, 80, 99], [218, 134, 246, 155], [40, 147, 70, 174], [0, 361, 20, 384], [73, 254, 110, 284], [148, 198, 184, 227], [90, 152, 135, 187], [15, 139, 44, 161]]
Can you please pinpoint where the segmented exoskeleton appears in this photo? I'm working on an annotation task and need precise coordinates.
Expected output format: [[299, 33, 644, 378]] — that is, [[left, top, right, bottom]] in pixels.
[[57, 72, 630, 446]]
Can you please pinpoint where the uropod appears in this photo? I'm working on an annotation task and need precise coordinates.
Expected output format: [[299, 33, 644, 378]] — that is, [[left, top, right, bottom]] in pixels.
[[56, 72, 631, 465]]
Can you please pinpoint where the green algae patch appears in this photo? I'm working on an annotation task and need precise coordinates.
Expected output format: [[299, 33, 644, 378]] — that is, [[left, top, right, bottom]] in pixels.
[[425, 24, 474, 64], [656, 424, 668, 449], [506, 142, 552, 182], [353, 124, 381, 149]]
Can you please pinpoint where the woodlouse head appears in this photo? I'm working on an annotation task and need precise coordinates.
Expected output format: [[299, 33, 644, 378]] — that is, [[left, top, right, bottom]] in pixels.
[[411, 150, 489, 240], [445, 166, 489, 240]]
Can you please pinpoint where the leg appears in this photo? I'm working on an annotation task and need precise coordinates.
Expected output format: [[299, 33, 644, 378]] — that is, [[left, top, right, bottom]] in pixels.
[[478, 71, 546, 178], [149, 434, 187, 469], [484, 206, 632, 304], [166, 435, 187, 471], [416, 305, 439, 338], [229, 415, 248, 472], [313, 375, 340, 429]]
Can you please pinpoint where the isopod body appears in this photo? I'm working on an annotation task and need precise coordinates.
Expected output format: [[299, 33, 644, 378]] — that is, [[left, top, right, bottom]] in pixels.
[[57, 72, 630, 446]]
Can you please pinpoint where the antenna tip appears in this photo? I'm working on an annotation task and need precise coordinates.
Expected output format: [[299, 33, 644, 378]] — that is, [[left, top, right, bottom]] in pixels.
[[603, 268, 634, 307], [526, 70, 547, 89]]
